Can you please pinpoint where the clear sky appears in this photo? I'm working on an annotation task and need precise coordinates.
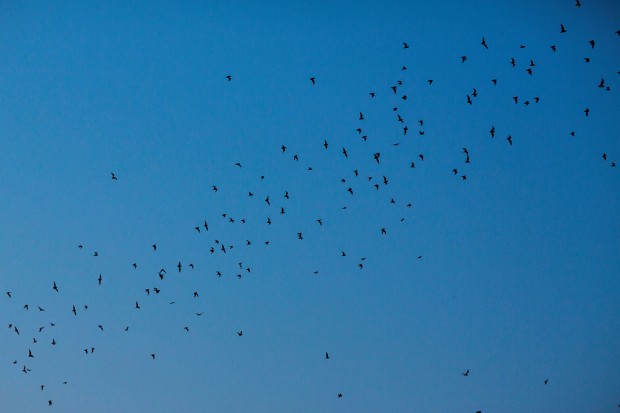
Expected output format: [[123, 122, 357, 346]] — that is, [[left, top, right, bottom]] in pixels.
[[1, 1, 619, 412]]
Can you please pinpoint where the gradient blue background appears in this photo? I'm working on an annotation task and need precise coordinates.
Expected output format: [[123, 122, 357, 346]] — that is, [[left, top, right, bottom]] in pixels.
[[1, 1, 619, 412]]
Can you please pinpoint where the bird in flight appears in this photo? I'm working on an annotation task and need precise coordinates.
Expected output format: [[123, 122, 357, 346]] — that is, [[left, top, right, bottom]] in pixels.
[[111, 172, 117, 180], [310, 77, 316, 85], [226, 75, 232, 81], [462, 369, 470, 376], [481, 36, 488, 49], [52, 281, 58, 292]]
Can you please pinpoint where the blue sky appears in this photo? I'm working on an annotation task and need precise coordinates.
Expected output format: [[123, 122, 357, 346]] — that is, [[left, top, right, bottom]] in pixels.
[[1, 1, 619, 412]]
